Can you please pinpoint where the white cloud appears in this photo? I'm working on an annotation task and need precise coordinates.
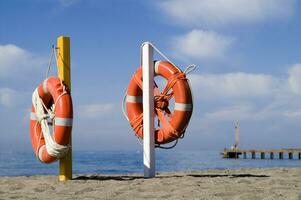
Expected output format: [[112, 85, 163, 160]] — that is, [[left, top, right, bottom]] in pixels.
[[0, 44, 46, 78], [288, 64, 301, 95], [158, 0, 295, 27], [0, 88, 18, 107], [283, 110, 301, 118], [78, 103, 115, 119], [172, 29, 234, 60], [203, 104, 257, 122], [190, 72, 276, 99], [192, 63, 301, 125], [202, 103, 286, 123]]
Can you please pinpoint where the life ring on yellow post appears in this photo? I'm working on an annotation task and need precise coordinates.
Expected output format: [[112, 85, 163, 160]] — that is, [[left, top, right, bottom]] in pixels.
[[126, 61, 193, 144], [30, 77, 73, 163]]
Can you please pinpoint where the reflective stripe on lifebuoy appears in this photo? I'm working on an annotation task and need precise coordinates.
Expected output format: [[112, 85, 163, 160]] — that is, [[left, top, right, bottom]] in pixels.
[[126, 61, 193, 144], [30, 77, 73, 163]]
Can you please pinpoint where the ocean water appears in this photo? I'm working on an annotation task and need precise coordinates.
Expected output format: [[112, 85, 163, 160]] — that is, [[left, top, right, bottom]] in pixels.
[[0, 150, 301, 176]]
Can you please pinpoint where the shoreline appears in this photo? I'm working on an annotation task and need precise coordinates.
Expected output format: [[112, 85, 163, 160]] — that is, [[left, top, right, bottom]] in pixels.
[[1, 168, 300, 199]]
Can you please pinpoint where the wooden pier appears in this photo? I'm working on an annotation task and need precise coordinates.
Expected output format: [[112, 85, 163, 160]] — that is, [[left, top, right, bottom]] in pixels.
[[222, 148, 301, 159]]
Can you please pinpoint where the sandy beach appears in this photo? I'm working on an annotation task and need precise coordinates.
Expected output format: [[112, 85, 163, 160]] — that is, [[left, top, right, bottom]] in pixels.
[[0, 168, 300, 200]]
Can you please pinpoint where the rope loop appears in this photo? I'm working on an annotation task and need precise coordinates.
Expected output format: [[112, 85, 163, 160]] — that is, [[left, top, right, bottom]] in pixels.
[[156, 139, 178, 149], [184, 64, 197, 75]]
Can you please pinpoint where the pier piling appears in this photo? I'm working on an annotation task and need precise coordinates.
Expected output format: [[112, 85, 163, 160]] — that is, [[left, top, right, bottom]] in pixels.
[[223, 148, 301, 160], [261, 152, 265, 159], [270, 152, 274, 159], [243, 152, 246, 159]]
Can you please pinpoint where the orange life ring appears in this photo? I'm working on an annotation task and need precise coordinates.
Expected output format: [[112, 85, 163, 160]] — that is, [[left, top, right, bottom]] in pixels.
[[126, 61, 193, 144], [30, 77, 73, 163]]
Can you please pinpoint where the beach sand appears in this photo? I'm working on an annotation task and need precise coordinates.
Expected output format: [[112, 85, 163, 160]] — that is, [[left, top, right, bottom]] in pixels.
[[0, 168, 300, 200]]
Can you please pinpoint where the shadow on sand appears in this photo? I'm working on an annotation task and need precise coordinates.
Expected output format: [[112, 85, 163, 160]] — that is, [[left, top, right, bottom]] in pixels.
[[187, 174, 269, 178], [73, 173, 269, 181]]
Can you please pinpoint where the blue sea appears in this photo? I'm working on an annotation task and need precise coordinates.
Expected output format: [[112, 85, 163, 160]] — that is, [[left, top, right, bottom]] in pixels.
[[1, 150, 301, 176]]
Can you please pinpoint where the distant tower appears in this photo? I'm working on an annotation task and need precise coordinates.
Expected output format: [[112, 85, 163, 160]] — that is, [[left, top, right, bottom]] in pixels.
[[234, 121, 240, 149]]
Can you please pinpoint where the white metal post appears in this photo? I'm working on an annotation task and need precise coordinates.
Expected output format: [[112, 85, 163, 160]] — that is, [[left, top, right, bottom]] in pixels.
[[142, 42, 155, 178]]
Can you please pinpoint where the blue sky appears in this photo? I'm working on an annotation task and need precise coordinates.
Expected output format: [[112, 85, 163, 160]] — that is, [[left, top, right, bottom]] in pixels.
[[1, 0, 301, 152]]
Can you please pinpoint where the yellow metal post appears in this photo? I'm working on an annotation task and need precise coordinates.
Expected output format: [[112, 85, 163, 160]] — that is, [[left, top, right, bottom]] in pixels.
[[57, 36, 72, 181]]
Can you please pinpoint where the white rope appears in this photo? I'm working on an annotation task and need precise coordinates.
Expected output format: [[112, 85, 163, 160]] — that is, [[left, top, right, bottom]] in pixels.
[[32, 88, 69, 160], [121, 93, 129, 121], [141, 42, 182, 72], [45, 45, 59, 79], [184, 64, 197, 75]]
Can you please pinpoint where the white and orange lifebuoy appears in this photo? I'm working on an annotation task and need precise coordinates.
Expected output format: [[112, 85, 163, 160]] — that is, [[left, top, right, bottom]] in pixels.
[[126, 61, 193, 144], [30, 77, 73, 163]]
